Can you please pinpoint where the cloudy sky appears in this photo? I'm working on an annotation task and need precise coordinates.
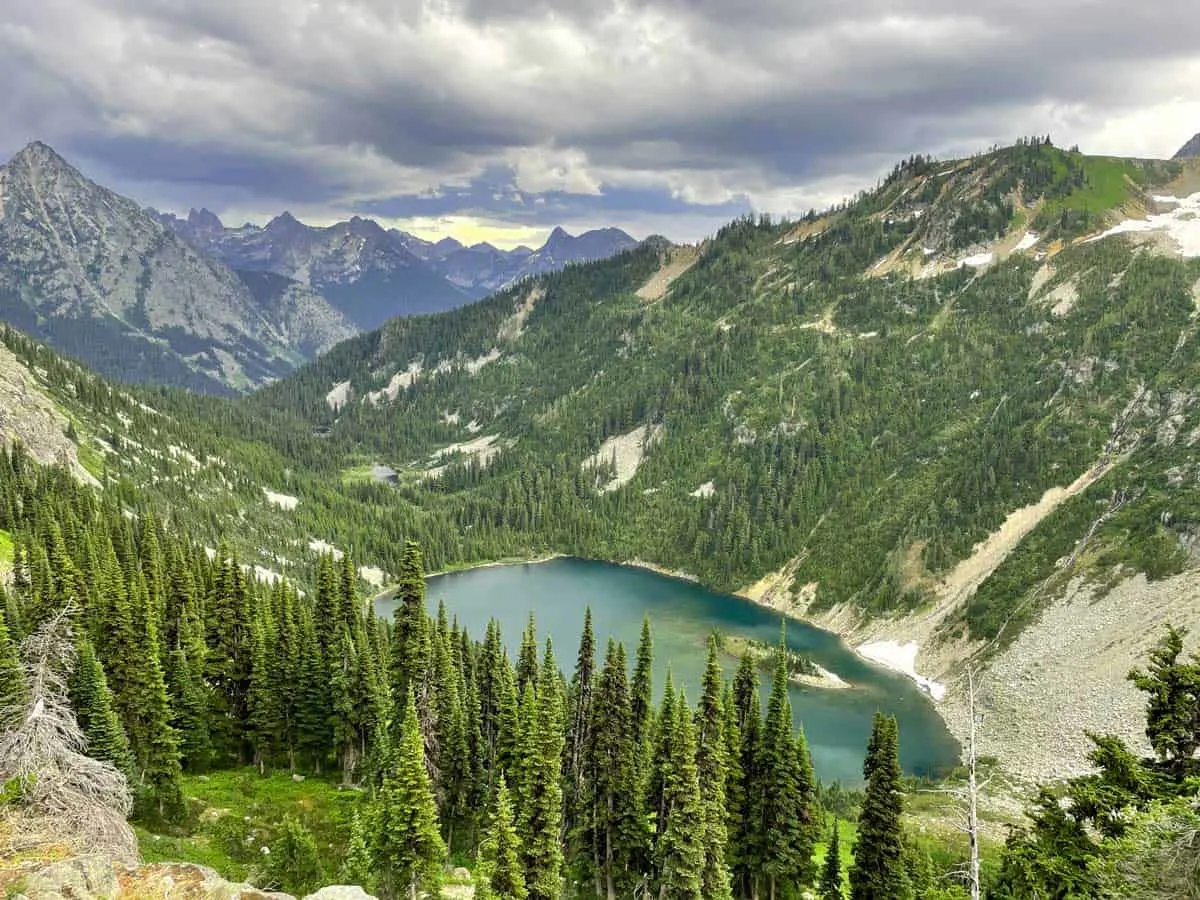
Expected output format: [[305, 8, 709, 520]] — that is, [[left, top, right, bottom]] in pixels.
[[2, 0, 1198, 247]]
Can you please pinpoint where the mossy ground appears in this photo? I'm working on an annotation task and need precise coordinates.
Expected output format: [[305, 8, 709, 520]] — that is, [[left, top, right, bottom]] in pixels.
[[136, 770, 360, 885]]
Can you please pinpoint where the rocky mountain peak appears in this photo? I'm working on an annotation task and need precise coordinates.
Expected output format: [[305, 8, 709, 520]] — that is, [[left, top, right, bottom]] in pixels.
[[1174, 132, 1200, 160], [186, 207, 225, 240]]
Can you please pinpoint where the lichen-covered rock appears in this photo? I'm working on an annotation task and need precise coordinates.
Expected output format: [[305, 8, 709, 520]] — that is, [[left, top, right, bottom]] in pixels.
[[14, 856, 119, 900], [0, 857, 303, 900], [302, 886, 379, 900]]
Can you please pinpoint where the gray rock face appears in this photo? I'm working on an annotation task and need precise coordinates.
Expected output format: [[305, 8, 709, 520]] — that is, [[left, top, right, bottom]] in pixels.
[[1174, 132, 1200, 159], [0, 337, 98, 485], [0, 143, 354, 392]]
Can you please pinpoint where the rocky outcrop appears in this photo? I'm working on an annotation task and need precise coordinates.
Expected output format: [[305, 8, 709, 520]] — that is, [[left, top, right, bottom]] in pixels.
[[0, 341, 98, 486], [0, 857, 384, 900]]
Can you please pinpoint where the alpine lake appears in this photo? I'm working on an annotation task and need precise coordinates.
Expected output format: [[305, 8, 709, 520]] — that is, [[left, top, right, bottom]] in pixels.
[[376, 556, 961, 787]]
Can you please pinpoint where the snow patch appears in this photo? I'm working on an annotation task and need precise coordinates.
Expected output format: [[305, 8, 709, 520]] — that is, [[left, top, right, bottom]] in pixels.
[[690, 480, 715, 498], [857, 640, 946, 701], [958, 252, 994, 268], [1013, 232, 1039, 252], [263, 488, 298, 511], [1085, 191, 1200, 257]]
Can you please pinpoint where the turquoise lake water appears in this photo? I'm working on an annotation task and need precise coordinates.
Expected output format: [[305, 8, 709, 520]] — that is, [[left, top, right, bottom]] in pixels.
[[376, 557, 961, 786]]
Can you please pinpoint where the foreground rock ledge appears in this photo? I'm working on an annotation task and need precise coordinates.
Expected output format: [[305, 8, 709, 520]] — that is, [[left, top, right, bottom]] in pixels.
[[0, 856, 380, 900]]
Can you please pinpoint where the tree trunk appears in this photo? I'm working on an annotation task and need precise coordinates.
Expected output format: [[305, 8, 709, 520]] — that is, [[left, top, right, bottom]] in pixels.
[[967, 668, 981, 900]]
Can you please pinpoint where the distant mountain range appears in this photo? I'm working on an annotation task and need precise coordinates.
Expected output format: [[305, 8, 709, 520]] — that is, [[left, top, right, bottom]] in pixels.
[[1174, 131, 1200, 160], [0, 142, 356, 393], [0, 141, 643, 391], [158, 209, 640, 329]]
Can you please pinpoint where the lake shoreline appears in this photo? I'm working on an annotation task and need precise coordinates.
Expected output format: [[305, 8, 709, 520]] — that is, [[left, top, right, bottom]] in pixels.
[[418, 554, 884, 699]]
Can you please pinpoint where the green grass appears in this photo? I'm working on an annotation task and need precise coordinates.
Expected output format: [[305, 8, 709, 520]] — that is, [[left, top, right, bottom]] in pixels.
[[813, 813, 856, 873], [339, 463, 378, 485], [0, 530, 12, 571], [1035, 155, 1143, 234], [137, 769, 361, 886], [76, 441, 105, 480]]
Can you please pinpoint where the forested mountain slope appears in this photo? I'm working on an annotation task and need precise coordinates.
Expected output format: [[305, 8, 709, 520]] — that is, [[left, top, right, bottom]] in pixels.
[[261, 140, 1200, 614], [252, 140, 1200, 775]]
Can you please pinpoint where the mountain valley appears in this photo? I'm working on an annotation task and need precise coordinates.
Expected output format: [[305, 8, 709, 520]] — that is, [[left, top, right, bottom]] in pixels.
[[2, 137, 1200, 900]]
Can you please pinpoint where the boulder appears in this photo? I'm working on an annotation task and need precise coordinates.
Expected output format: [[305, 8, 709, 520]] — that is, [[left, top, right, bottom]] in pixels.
[[302, 887, 379, 900], [18, 856, 119, 900]]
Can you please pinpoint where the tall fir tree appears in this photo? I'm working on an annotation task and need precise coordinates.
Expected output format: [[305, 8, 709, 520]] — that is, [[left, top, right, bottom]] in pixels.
[[564, 607, 596, 844], [578, 639, 641, 900], [70, 636, 135, 781], [372, 691, 446, 900], [730, 654, 763, 900], [819, 820, 844, 900], [391, 541, 428, 708], [520, 640, 565, 900], [0, 608, 26, 729], [849, 715, 908, 900], [656, 692, 705, 900], [694, 636, 733, 900], [478, 776, 528, 900], [758, 634, 811, 900]]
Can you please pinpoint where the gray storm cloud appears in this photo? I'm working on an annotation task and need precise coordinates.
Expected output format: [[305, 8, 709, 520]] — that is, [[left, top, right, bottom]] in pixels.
[[1, 0, 1197, 239]]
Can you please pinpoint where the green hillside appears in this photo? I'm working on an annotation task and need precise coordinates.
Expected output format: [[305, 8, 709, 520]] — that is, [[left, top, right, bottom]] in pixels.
[[248, 141, 1200, 648]]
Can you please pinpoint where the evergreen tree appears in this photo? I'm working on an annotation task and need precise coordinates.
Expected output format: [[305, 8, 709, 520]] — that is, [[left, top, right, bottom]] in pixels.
[[579, 639, 641, 900], [478, 776, 528, 900], [372, 691, 446, 900], [520, 640, 565, 900], [516, 614, 539, 694], [564, 606, 596, 842], [391, 541, 428, 708], [0, 609, 26, 729], [657, 692, 705, 900], [1127, 625, 1200, 782], [730, 655, 762, 900], [820, 820, 844, 900], [247, 609, 280, 773], [340, 811, 375, 889], [630, 617, 654, 766], [849, 714, 908, 900], [694, 636, 733, 900], [758, 634, 813, 900], [126, 577, 185, 821], [265, 817, 326, 896], [70, 636, 135, 780]]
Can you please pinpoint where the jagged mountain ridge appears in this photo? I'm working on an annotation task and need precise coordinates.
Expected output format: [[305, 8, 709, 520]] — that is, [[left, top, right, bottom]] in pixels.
[[0, 143, 356, 392], [161, 206, 640, 320]]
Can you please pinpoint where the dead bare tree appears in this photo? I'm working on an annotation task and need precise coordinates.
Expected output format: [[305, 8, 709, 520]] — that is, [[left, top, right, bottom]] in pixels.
[[923, 666, 986, 900], [0, 606, 137, 861]]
